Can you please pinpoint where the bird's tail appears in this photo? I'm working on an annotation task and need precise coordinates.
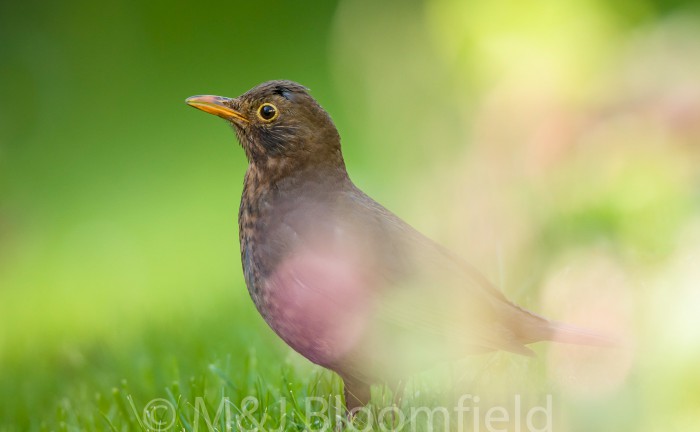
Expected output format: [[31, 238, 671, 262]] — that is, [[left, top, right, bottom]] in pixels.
[[548, 321, 621, 347]]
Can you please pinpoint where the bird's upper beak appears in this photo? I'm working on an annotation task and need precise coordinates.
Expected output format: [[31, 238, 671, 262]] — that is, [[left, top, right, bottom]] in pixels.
[[185, 95, 249, 125]]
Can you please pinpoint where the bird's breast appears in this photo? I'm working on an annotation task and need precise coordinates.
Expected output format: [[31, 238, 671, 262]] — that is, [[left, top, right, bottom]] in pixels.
[[237, 171, 380, 367]]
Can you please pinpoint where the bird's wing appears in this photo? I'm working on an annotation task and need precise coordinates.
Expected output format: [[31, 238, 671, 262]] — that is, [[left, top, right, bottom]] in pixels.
[[261, 184, 552, 382], [337, 187, 554, 356]]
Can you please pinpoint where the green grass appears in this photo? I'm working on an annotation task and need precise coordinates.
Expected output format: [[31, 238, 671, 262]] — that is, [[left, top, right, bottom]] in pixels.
[[0, 294, 325, 431], [0, 283, 561, 431]]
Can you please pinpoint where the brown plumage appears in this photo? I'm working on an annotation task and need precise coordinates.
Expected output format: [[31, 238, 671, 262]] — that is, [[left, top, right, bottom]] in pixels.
[[186, 80, 610, 410]]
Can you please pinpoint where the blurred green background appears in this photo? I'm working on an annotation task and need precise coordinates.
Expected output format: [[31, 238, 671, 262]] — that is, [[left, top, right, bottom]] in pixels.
[[2, 0, 700, 430]]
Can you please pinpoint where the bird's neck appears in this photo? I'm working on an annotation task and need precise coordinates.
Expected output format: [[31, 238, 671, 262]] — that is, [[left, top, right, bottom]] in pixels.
[[244, 154, 349, 193], [240, 158, 351, 232]]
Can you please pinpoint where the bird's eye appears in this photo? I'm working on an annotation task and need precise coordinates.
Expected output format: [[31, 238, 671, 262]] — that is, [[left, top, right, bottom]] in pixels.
[[257, 103, 279, 122]]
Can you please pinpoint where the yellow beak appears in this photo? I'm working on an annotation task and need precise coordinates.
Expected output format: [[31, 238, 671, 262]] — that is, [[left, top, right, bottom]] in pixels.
[[185, 95, 249, 124]]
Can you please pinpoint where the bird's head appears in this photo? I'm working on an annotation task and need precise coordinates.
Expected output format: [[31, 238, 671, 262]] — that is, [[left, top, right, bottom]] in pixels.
[[186, 81, 344, 176]]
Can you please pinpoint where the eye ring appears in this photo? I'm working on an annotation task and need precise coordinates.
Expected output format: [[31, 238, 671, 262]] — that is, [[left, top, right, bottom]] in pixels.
[[257, 103, 279, 122]]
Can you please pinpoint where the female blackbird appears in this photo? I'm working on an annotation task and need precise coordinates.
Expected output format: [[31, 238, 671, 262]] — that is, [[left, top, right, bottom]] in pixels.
[[186, 81, 608, 410]]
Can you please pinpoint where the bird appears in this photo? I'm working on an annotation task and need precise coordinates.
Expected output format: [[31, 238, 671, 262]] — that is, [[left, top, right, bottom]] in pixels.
[[185, 80, 612, 411]]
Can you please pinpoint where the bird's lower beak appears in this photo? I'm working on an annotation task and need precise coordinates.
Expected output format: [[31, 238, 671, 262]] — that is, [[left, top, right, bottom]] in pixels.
[[185, 95, 249, 124]]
